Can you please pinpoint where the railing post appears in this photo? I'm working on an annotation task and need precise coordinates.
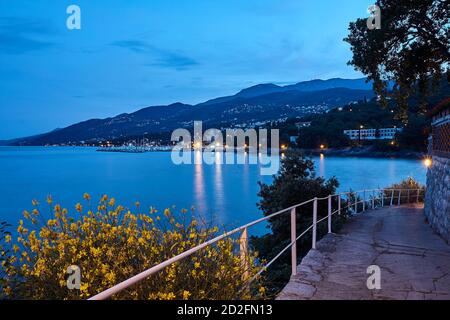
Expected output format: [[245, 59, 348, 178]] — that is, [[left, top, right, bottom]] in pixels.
[[354, 192, 358, 214], [390, 189, 394, 206], [290, 208, 297, 276], [416, 189, 420, 203], [338, 194, 341, 215], [363, 190, 366, 212], [239, 227, 250, 281], [381, 189, 384, 207], [398, 190, 401, 206], [372, 190, 375, 209], [312, 198, 317, 249], [327, 195, 332, 234], [407, 189, 410, 203]]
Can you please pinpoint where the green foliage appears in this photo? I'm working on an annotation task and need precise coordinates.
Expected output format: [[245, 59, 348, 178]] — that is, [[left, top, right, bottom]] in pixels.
[[397, 114, 430, 151], [251, 150, 350, 295], [384, 177, 426, 203], [345, 0, 450, 119], [296, 101, 401, 148], [0, 221, 12, 298], [1, 196, 262, 300]]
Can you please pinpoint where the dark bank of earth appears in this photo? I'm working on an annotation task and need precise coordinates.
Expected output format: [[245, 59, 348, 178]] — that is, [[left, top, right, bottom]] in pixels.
[[301, 146, 425, 159]]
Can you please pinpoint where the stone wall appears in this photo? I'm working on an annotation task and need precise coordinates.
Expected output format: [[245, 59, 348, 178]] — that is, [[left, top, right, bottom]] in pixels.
[[424, 155, 450, 243]]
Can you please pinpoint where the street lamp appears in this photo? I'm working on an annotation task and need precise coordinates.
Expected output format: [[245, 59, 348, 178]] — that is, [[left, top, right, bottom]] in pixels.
[[423, 158, 432, 168]]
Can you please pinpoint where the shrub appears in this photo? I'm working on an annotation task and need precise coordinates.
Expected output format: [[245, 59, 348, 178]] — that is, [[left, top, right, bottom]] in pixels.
[[383, 177, 425, 204], [0, 221, 12, 297], [251, 150, 350, 295], [1, 195, 263, 300]]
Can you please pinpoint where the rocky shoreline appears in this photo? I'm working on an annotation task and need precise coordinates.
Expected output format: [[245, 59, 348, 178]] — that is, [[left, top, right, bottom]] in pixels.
[[300, 146, 425, 159]]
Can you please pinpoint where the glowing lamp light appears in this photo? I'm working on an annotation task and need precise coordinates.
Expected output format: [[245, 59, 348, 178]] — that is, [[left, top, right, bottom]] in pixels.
[[194, 142, 201, 149], [281, 144, 287, 150], [423, 158, 432, 168], [320, 144, 325, 150]]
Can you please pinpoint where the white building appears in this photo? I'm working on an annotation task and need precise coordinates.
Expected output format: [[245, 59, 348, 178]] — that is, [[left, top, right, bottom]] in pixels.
[[343, 127, 402, 140], [295, 121, 311, 129]]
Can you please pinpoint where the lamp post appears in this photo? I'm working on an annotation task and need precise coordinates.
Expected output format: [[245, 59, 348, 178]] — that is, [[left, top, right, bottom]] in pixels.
[[359, 125, 364, 146]]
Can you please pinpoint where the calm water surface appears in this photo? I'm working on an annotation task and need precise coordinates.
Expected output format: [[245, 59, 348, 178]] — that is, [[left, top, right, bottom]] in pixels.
[[0, 147, 427, 232]]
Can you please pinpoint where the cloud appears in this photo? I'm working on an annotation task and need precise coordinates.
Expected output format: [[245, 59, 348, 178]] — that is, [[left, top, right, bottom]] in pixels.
[[110, 40, 149, 53], [111, 39, 198, 70], [0, 17, 56, 54]]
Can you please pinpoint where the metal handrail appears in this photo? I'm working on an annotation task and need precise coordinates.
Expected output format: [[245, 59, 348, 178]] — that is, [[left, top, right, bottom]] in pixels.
[[89, 187, 425, 300]]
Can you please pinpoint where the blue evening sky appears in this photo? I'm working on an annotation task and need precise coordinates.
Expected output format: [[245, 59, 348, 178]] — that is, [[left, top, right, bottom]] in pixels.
[[0, 0, 373, 139]]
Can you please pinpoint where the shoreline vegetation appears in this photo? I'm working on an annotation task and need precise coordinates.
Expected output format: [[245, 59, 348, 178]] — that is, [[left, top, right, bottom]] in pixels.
[[0, 195, 264, 300], [301, 146, 425, 159]]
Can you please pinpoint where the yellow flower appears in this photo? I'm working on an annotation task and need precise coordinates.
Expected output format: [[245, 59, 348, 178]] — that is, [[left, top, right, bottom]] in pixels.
[[108, 198, 116, 207], [83, 193, 91, 201], [31, 199, 39, 206], [90, 247, 101, 257], [4, 195, 261, 300], [46, 195, 53, 205], [80, 283, 89, 292], [22, 210, 31, 219], [164, 208, 171, 217], [75, 203, 82, 212], [105, 272, 116, 283], [47, 219, 57, 227], [182, 290, 191, 300]]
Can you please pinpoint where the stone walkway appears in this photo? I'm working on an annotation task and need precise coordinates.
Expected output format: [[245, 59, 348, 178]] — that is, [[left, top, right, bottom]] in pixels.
[[277, 204, 450, 300]]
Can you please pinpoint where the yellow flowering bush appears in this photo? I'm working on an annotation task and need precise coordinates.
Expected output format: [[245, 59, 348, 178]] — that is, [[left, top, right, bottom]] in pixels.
[[383, 177, 425, 204], [1, 195, 264, 300]]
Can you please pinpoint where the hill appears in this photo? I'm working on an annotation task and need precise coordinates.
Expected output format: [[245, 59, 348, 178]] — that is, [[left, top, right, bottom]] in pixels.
[[8, 78, 375, 146]]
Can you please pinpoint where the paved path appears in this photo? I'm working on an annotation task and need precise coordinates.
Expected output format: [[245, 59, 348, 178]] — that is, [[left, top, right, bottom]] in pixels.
[[278, 204, 450, 300]]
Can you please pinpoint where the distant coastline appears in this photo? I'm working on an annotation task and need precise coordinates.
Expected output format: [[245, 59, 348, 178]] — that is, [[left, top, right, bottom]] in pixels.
[[301, 146, 425, 159], [0, 145, 425, 160]]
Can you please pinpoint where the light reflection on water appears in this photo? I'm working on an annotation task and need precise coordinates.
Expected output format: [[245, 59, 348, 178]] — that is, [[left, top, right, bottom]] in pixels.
[[0, 147, 427, 233]]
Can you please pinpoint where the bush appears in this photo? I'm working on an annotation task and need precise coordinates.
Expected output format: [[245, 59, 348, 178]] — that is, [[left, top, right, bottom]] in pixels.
[[383, 177, 425, 204], [1, 195, 263, 300], [251, 150, 351, 295], [0, 221, 12, 294]]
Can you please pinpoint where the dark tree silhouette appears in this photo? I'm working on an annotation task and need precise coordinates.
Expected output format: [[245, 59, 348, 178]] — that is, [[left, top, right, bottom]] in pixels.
[[345, 0, 450, 121]]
